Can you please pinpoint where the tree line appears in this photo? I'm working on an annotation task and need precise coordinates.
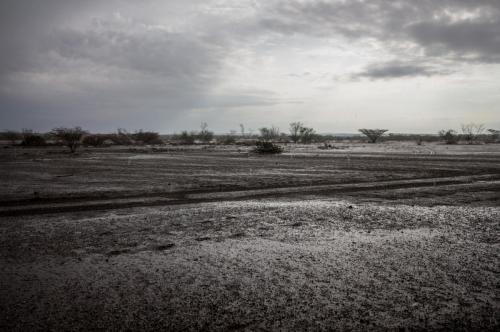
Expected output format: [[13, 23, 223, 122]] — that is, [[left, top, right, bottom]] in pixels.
[[1, 122, 498, 153]]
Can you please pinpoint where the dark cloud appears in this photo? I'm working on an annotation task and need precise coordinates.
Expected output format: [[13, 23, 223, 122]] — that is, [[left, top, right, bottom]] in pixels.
[[408, 19, 500, 62], [0, 1, 285, 131], [260, 0, 500, 64], [353, 62, 450, 80], [1, 0, 499, 131]]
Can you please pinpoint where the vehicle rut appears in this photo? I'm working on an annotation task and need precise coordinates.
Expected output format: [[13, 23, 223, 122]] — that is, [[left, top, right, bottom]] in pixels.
[[1, 174, 499, 217]]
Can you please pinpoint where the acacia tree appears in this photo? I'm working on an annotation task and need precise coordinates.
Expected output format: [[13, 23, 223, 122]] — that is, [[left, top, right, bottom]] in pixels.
[[358, 129, 388, 143], [51, 127, 87, 153], [300, 127, 316, 143], [461, 123, 485, 144]]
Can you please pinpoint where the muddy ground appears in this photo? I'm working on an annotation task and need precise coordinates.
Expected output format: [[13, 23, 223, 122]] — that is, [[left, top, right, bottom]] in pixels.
[[1, 142, 499, 331]]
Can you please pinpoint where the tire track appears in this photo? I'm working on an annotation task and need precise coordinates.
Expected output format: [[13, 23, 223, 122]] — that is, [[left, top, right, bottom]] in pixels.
[[1, 174, 499, 217]]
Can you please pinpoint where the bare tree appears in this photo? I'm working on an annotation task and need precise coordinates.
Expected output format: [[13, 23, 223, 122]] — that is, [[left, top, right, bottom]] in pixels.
[[461, 123, 485, 144], [289, 122, 303, 143], [51, 127, 87, 153], [358, 129, 388, 143], [259, 126, 280, 141], [198, 122, 214, 143], [289, 122, 317, 144], [438, 129, 460, 144]]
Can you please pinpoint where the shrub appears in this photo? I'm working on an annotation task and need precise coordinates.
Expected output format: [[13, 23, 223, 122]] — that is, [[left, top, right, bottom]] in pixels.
[[83, 134, 107, 147], [175, 131, 196, 145], [488, 129, 499, 143], [21, 130, 46, 146], [3, 130, 21, 145], [198, 122, 214, 143], [461, 123, 485, 144], [131, 130, 163, 145], [109, 128, 134, 145], [259, 126, 280, 141], [218, 135, 236, 145], [253, 141, 283, 154], [438, 129, 459, 144]]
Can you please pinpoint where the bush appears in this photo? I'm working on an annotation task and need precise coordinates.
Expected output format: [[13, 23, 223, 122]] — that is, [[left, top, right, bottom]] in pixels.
[[438, 129, 459, 144], [259, 126, 280, 141], [488, 129, 499, 143], [218, 135, 236, 145], [3, 130, 21, 145], [253, 141, 283, 154], [174, 131, 196, 145], [21, 130, 46, 146], [131, 130, 163, 145], [461, 123, 485, 144], [198, 122, 214, 143], [83, 134, 107, 147], [109, 129, 134, 145]]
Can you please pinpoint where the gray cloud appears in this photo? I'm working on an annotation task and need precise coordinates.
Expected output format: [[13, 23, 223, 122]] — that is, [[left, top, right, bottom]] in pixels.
[[0, 1, 286, 131], [1, 0, 499, 132], [259, 0, 500, 64], [353, 62, 450, 80], [408, 19, 500, 62]]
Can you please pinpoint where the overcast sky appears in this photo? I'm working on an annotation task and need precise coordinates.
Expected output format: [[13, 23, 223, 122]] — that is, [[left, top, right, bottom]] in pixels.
[[1, 0, 499, 134]]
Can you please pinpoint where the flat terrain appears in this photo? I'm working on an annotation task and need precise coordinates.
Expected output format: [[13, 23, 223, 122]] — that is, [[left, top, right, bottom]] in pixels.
[[1, 142, 499, 330]]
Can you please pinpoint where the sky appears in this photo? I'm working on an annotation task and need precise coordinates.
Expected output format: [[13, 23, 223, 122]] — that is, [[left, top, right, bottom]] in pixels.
[[1, 0, 499, 134]]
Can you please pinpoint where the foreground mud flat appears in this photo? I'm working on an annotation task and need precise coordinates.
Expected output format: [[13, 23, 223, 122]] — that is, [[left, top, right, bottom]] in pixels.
[[1, 198, 499, 331], [1, 145, 499, 330]]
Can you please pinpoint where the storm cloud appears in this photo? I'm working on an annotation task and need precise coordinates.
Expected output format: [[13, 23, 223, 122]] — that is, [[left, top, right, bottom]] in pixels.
[[353, 62, 450, 80], [1, 0, 499, 132]]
